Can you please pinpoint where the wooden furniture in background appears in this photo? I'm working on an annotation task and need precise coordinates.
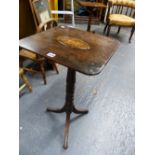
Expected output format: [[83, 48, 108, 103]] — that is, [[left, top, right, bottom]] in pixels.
[[19, 0, 59, 85], [49, 0, 75, 27], [19, 68, 32, 92], [30, 0, 58, 72], [65, 0, 107, 24], [104, 0, 135, 43], [29, 0, 58, 31], [19, 26, 119, 149], [19, 49, 47, 84], [19, 0, 36, 39], [78, 1, 106, 31]]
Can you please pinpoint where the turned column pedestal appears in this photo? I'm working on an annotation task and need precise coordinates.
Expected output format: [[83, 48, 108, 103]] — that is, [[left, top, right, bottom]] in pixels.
[[46, 68, 88, 149]]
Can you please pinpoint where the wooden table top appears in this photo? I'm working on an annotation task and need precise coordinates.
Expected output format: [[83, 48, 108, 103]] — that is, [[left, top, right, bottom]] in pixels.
[[78, 1, 106, 8], [19, 26, 119, 75]]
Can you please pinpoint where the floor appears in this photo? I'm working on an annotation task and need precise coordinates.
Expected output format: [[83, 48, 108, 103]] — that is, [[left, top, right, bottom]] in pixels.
[[19, 23, 135, 155]]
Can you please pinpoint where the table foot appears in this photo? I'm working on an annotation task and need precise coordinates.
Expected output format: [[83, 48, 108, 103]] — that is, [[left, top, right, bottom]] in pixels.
[[46, 107, 64, 113], [73, 106, 88, 114], [63, 112, 71, 149]]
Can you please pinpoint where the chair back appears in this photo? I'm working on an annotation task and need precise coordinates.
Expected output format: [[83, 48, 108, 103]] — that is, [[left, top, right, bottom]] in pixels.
[[29, 0, 55, 31], [107, 0, 135, 18]]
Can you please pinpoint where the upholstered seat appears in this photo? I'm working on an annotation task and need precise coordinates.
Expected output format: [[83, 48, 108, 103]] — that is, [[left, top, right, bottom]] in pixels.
[[104, 0, 135, 43], [109, 14, 135, 26]]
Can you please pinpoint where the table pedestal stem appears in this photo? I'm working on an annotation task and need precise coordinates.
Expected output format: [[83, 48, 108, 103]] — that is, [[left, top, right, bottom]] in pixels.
[[87, 9, 96, 33], [46, 68, 88, 149], [87, 12, 92, 32]]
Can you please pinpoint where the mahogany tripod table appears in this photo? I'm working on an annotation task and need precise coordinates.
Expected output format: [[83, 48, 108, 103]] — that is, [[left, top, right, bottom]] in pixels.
[[19, 26, 119, 149], [78, 1, 106, 32]]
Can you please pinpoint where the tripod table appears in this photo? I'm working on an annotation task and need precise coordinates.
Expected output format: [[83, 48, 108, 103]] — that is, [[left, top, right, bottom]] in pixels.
[[19, 26, 119, 149], [78, 1, 106, 32]]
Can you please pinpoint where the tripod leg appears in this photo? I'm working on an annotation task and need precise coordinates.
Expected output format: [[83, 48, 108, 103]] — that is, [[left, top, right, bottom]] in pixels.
[[63, 112, 71, 149], [46, 107, 65, 113]]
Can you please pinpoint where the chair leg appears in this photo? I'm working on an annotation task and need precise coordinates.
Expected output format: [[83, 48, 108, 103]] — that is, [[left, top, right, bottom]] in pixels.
[[19, 57, 24, 68], [117, 26, 121, 34], [40, 61, 47, 85], [129, 26, 135, 43], [53, 63, 59, 74], [103, 23, 108, 33], [20, 74, 32, 92], [107, 25, 111, 36]]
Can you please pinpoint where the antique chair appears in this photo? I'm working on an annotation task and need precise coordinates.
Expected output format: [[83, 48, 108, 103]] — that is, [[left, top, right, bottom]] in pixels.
[[19, 48, 47, 84], [19, 68, 32, 93], [103, 0, 135, 43], [20, 0, 59, 85], [29, 0, 58, 31]]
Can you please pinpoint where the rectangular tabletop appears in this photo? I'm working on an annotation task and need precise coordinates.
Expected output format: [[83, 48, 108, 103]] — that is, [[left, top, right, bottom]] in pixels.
[[78, 1, 106, 8], [19, 26, 119, 75]]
